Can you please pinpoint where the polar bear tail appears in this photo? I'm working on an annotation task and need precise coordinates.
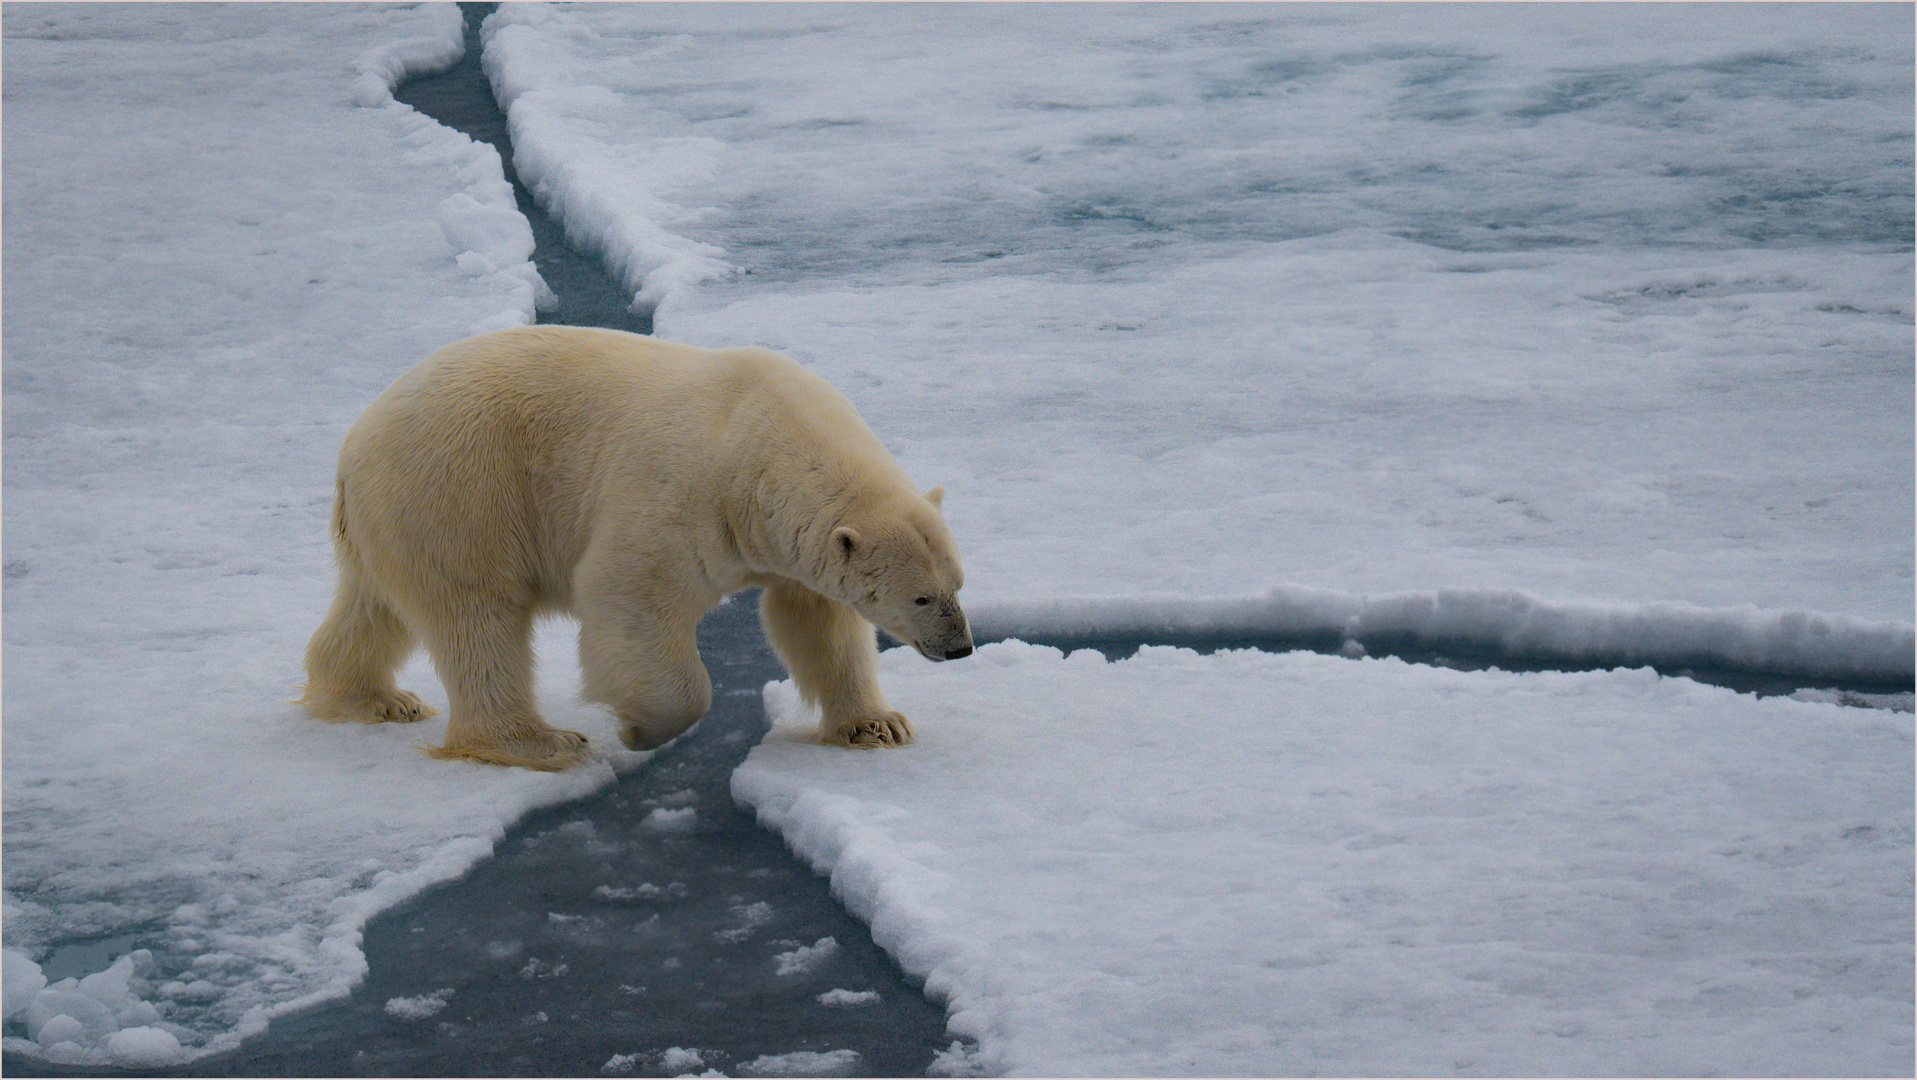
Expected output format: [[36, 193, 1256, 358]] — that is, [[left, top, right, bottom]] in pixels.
[[329, 475, 349, 550]]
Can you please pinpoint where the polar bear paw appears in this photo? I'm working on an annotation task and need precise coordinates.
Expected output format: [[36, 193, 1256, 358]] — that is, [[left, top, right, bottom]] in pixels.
[[822, 712, 915, 749], [301, 688, 436, 724], [422, 725, 591, 772]]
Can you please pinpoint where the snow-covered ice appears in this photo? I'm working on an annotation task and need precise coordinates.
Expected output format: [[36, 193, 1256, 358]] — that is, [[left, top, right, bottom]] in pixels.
[[661, 1045, 709, 1073], [381, 987, 454, 1021], [5, 950, 185, 1067], [741, 641, 1912, 1075], [483, 1, 1914, 626], [737, 1047, 862, 1077], [4, 1, 1911, 1073], [774, 938, 842, 978], [816, 988, 880, 1008], [642, 806, 702, 834]]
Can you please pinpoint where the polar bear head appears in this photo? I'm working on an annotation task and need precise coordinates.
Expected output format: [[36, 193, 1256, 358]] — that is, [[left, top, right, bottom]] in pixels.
[[829, 486, 972, 662]]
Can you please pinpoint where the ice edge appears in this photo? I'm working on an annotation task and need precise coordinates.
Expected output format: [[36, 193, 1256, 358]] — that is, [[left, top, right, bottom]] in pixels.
[[967, 585, 1915, 685]]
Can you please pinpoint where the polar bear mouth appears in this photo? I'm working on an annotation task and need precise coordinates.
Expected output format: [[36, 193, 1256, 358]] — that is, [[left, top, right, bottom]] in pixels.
[[914, 640, 974, 662]]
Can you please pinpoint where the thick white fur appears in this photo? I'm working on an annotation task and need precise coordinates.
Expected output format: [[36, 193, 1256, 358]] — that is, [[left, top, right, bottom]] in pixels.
[[300, 326, 969, 770]]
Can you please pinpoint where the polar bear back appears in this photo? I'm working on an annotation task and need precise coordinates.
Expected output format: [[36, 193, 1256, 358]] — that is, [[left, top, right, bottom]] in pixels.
[[336, 326, 913, 608]]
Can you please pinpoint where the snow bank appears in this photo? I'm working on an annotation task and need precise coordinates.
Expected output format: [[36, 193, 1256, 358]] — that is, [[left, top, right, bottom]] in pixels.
[[1, 951, 186, 1068], [481, 4, 731, 316], [737, 641, 1915, 1076], [436, 190, 557, 332], [974, 586, 1915, 683], [354, 0, 557, 332], [348, 1, 464, 109], [362, 2, 554, 333]]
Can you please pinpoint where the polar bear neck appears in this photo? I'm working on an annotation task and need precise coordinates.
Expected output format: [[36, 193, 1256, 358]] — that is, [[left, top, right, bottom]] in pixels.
[[709, 349, 920, 598], [735, 460, 913, 601]]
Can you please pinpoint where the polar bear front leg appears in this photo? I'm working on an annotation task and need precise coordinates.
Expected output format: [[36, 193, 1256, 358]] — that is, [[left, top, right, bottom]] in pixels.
[[415, 593, 591, 771], [759, 581, 915, 748]]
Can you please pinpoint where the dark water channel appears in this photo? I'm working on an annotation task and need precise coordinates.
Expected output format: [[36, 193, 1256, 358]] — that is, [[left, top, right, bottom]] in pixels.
[[192, 594, 956, 1078], [1022, 628, 1915, 703]]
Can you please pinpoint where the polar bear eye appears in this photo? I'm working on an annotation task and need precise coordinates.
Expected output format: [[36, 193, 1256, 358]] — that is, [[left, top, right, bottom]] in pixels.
[[914, 596, 932, 606]]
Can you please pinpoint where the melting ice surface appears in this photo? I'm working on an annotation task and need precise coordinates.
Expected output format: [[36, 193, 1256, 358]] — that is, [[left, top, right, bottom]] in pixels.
[[3, 2, 1912, 1074]]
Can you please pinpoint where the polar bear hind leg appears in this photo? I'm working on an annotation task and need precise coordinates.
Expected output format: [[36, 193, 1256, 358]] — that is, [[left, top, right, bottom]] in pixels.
[[759, 580, 915, 748], [300, 559, 435, 724], [398, 590, 588, 771]]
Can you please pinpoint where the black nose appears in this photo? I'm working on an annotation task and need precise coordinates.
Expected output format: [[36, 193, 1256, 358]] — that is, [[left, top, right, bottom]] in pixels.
[[943, 645, 973, 660]]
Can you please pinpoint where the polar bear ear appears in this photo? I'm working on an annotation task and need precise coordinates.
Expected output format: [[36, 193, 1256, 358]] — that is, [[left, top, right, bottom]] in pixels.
[[924, 486, 944, 510], [832, 527, 861, 558]]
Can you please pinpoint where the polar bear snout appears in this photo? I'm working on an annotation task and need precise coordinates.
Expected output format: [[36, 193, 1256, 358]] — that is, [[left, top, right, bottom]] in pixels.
[[911, 603, 973, 662]]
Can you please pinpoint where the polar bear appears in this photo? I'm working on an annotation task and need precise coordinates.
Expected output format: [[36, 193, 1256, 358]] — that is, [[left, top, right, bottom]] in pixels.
[[299, 326, 971, 770]]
